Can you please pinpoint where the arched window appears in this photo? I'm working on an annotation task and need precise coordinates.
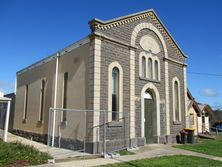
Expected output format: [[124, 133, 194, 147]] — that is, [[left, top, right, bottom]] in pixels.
[[173, 80, 181, 121], [154, 60, 158, 80], [148, 58, 153, 79], [142, 56, 146, 78], [112, 67, 119, 121]]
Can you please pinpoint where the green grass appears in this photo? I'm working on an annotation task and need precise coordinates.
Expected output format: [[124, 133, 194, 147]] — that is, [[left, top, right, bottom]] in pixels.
[[116, 149, 135, 156], [99, 155, 222, 167], [174, 138, 222, 157], [0, 140, 52, 167]]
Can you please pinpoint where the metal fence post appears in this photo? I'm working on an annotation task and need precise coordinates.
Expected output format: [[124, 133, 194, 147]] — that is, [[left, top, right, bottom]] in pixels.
[[84, 110, 86, 153], [3, 100, 11, 142], [123, 112, 126, 148], [103, 110, 106, 154], [47, 108, 51, 146], [51, 109, 56, 147]]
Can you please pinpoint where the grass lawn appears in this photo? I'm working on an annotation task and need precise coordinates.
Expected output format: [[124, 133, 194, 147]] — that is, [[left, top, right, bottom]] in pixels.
[[99, 155, 222, 167], [0, 140, 52, 167], [174, 138, 222, 157]]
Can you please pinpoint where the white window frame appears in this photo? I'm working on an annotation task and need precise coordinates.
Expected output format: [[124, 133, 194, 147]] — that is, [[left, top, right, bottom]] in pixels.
[[108, 62, 123, 122], [139, 52, 160, 81], [172, 77, 181, 122], [153, 57, 161, 81]]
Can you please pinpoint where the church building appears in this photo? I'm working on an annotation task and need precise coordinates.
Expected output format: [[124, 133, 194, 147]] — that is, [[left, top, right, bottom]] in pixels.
[[14, 9, 188, 153]]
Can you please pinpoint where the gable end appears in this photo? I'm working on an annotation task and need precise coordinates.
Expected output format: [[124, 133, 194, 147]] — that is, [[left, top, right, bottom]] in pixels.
[[89, 9, 187, 60]]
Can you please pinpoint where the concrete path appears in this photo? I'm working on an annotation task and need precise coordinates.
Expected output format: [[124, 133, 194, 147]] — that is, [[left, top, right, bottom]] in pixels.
[[0, 130, 89, 160], [35, 144, 222, 167]]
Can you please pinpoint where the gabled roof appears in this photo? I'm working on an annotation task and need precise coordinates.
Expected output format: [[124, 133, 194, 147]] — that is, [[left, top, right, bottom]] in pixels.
[[0, 96, 11, 101], [198, 103, 213, 113], [89, 9, 187, 60], [187, 89, 201, 116], [197, 103, 214, 121]]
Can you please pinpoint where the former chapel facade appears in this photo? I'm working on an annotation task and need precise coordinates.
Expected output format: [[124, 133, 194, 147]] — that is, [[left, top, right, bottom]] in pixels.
[[14, 9, 187, 153]]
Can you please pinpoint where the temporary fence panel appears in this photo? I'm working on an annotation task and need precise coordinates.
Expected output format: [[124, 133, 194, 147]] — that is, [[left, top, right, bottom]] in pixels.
[[48, 108, 130, 154], [48, 108, 87, 152]]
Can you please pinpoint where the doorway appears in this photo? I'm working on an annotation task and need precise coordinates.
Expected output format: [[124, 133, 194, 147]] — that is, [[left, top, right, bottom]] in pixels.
[[144, 89, 156, 144]]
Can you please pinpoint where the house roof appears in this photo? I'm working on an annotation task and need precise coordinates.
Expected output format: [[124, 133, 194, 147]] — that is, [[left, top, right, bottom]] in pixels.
[[187, 89, 201, 116], [89, 9, 187, 59], [0, 96, 11, 101], [197, 103, 214, 121], [198, 103, 213, 113]]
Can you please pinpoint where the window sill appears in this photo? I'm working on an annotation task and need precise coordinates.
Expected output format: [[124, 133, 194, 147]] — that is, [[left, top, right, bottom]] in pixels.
[[37, 120, 43, 127], [173, 121, 182, 125], [139, 77, 161, 83], [108, 121, 123, 127], [60, 121, 67, 128], [22, 119, 27, 124]]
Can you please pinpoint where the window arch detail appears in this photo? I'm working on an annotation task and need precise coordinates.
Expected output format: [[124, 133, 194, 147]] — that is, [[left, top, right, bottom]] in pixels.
[[148, 58, 153, 79], [142, 56, 146, 78], [139, 52, 160, 81], [108, 62, 123, 121], [172, 77, 181, 122]]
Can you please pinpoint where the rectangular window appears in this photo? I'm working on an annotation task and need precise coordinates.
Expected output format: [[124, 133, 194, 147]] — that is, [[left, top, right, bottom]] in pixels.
[[189, 114, 194, 127], [202, 113, 205, 124], [24, 85, 28, 121], [39, 80, 45, 121], [62, 72, 68, 122]]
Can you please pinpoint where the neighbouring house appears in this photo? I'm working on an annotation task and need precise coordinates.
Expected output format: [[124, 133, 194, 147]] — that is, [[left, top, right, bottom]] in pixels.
[[4, 93, 16, 131], [197, 103, 214, 133], [0, 91, 7, 129], [186, 89, 201, 135], [13, 9, 188, 153], [0, 92, 12, 131]]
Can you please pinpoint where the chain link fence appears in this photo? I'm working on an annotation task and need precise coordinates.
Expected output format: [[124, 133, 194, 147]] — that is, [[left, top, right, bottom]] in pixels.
[[47, 108, 130, 154]]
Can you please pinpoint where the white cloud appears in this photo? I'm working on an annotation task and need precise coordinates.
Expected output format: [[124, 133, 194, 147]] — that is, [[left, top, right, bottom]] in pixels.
[[201, 88, 219, 97]]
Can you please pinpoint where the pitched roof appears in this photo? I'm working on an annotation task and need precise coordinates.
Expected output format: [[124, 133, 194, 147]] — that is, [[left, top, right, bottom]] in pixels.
[[89, 9, 187, 59], [197, 103, 214, 121], [187, 89, 201, 116]]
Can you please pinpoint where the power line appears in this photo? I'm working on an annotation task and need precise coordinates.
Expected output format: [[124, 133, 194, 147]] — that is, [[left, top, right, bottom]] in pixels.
[[188, 71, 222, 77]]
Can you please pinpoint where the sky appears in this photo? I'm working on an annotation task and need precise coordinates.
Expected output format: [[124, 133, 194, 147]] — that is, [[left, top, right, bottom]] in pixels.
[[0, 0, 221, 109]]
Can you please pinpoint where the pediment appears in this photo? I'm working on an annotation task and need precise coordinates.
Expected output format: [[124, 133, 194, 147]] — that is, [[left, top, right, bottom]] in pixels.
[[89, 9, 186, 60]]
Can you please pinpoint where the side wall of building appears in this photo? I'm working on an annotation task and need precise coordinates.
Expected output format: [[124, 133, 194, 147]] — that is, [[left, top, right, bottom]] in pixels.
[[14, 43, 89, 143]]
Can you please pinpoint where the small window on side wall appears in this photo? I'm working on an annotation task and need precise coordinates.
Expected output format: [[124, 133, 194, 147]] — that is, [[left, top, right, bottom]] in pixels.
[[62, 72, 68, 122], [39, 80, 45, 122], [23, 84, 28, 122]]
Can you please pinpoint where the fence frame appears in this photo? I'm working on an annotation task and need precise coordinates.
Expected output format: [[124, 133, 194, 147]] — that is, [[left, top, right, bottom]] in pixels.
[[47, 108, 130, 154]]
